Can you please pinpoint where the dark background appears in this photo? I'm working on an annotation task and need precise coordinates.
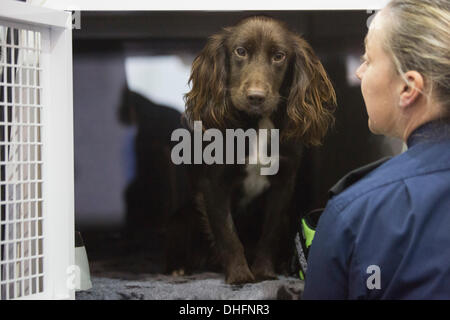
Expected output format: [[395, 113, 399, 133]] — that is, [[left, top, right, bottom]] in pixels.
[[72, 11, 403, 275]]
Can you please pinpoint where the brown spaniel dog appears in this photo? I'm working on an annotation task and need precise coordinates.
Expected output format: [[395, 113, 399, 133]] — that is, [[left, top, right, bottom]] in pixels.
[[166, 16, 336, 284]]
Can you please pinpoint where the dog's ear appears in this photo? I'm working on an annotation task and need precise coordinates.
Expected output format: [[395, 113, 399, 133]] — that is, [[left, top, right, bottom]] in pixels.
[[184, 28, 233, 130], [284, 35, 337, 145]]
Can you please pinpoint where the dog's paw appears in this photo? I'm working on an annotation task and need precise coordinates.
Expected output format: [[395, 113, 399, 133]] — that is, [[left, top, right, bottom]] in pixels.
[[251, 261, 277, 281], [225, 264, 255, 285]]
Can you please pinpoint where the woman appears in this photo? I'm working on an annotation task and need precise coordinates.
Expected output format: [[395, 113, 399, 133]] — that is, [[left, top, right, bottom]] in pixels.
[[303, 0, 450, 299]]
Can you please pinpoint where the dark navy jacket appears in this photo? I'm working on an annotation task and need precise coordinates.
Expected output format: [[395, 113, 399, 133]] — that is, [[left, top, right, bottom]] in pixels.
[[303, 121, 450, 299]]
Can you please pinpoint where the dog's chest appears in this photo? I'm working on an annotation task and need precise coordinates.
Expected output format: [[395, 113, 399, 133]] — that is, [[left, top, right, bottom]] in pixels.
[[239, 117, 274, 207]]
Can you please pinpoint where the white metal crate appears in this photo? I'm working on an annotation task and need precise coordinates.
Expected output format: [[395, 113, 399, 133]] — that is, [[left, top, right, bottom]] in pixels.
[[0, 1, 74, 300]]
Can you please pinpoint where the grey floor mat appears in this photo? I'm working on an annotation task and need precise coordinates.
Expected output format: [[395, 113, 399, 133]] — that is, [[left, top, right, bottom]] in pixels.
[[76, 229, 304, 300], [76, 273, 304, 300]]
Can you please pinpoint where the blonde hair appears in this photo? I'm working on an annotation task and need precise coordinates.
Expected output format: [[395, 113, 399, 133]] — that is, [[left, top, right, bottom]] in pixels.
[[383, 0, 450, 114]]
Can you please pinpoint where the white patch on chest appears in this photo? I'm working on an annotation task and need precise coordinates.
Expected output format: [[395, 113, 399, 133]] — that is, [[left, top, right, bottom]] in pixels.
[[240, 117, 274, 207]]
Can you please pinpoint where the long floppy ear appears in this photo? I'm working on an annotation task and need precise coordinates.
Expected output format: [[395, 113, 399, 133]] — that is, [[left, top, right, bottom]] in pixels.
[[184, 28, 233, 130], [284, 35, 337, 145]]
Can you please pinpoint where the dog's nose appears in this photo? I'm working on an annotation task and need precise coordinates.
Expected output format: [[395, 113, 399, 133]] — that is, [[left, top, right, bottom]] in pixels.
[[247, 89, 266, 106]]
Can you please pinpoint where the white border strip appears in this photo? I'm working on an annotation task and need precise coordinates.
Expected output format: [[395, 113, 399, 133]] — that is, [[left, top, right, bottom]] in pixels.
[[29, 0, 390, 11], [0, 0, 70, 29], [40, 11, 75, 300]]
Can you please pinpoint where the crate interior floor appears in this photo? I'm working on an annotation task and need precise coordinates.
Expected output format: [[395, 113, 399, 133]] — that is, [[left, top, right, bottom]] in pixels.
[[75, 228, 304, 300]]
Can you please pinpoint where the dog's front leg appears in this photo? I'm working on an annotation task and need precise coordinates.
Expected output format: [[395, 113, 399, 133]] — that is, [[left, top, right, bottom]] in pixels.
[[251, 176, 296, 281], [201, 179, 255, 284]]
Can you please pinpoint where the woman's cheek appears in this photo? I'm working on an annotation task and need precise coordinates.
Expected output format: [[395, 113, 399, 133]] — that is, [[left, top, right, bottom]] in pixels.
[[361, 79, 378, 124], [360, 78, 370, 107]]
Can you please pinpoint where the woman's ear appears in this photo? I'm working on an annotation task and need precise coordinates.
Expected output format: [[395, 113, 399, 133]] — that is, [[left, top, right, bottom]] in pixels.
[[284, 35, 337, 145], [184, 28, 232, 130], [399, 71, 424, 109]]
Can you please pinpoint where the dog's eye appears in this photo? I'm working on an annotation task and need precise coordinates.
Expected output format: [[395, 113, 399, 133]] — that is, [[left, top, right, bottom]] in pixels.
[[235, 47, 247, 57], [273, 52, 286, 62]]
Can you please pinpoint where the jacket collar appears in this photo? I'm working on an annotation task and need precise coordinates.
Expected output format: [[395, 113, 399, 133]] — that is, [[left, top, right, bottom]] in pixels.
[[407, 119, 450, 148], [328, 157, 391, 199]]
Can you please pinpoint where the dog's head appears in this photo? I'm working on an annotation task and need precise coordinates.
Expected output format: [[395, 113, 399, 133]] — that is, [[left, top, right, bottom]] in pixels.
[[185, 16, 337, 145]]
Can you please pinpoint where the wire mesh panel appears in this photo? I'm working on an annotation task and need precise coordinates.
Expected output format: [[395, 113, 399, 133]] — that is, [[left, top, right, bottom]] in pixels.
[[0, 24, 44, 300]]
